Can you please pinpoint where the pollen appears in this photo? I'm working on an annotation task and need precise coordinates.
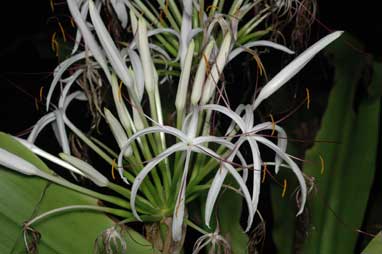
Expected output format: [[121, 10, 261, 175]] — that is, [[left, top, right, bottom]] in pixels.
[[282, 179, 287, 198], [58, 21, 67, 42], [306, 88, 310, 110], [111, 159, 116, 180], [319, 154, 325, 175], [70, 17, 75, 28], [269, 114, 275, 136]]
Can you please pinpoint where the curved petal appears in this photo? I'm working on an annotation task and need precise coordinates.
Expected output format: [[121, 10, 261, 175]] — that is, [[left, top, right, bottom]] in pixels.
[[253, 31, 343, 109], [172, 149, 192, 241], [130, 143, 187, 221], [228, 40, 294, 63], [27, 112, 56, 143], [254, 136, 306, 215], [200, 104, 247, 131], [251, 122, 287, 174], [46, 52, 86, 110]]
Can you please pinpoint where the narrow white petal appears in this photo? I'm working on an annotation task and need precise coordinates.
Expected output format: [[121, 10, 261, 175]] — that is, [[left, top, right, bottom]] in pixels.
[[191, 40, 215, 105], [59, 153, 109, 187], [201, 104, 247, 131], [175, 40, 195, 111], [104, 108, 132, 157], [137, 17, 155, 93], [15, 138, 85, 176], [0, 148, 41, 176], [247, 139, 261, 211], [172, 149, 192, 242], [127, 50, 145, 101], [253, 31, 344, 109], [228, 40, 294, 63], [251, 122, 287, 174], [28, 112, 56, 143], [46, 52, 86, 110], [200, 33, 233, 105], [54, 109, 71, 154], [110, 0, 128, 28], [58, 69, 84, 108]]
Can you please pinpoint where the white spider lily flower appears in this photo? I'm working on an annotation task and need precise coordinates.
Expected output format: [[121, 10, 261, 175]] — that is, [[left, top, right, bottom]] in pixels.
[[104, 108, 132, 157], [192, 231, 231, 254], [191, 40, 215, 105], [0, 148, 42, 176], [200, 32, 233, 105], [252, 31, 344, 110], [175, 40, 195, 112], [200, 103, 304, 219], [59, 153, 109, 187], [138, 17, 156, 94], [89, 0, 134, 90]]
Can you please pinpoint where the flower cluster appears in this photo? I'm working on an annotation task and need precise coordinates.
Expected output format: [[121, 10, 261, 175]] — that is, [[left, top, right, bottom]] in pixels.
[[0, 0, 342, 251]]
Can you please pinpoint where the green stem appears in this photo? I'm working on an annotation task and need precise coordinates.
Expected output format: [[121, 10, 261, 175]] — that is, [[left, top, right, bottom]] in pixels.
[[26, 205, 132, 227]]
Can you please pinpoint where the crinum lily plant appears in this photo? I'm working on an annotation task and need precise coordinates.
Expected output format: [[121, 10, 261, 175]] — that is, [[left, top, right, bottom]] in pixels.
[[0, 0, 342, 252]]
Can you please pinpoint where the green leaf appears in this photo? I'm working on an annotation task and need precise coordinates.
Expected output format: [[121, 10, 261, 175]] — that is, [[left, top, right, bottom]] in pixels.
[[0, 132, 157, 253], [301, 34, 381, 253], [218, 177, 249, 254], [362, 232, 382, 254]]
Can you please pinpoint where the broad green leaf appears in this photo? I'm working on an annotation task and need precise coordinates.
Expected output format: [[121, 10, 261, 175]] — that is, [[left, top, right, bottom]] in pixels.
[[302, 34, 381, 253], [362, 232, 382, 254], [0, 132, 157, 253]]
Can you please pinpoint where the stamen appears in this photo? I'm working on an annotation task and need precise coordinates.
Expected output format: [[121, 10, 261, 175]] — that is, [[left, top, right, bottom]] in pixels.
[[39, 86, 44, 102], [319, 154, 325, 175], [306, 88, 310, 110], [111, 159, 116, 180], [282, 179, 287, 198], [58, 21, 67, 42], [269, 114, 275, 136], [70, 17, 75, 28], [51, 32, 57, 52]]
